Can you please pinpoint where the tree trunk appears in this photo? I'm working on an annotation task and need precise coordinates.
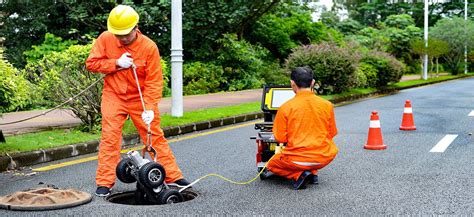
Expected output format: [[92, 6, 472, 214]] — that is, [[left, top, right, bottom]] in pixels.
[[436, 58, 439, 77], [430, 57, 435, 78]]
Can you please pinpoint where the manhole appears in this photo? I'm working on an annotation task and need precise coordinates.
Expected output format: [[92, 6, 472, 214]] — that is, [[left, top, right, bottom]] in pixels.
[[0, 187, 92, 211], [107, 188, 198, 205]]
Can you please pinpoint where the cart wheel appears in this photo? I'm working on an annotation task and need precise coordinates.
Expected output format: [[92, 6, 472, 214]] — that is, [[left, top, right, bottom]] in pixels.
[[157, 189, 184, 204], [138, 162, 166, 188], [116, 158, 136, 183]]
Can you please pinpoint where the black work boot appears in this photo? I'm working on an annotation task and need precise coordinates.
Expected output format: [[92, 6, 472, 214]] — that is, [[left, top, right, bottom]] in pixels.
[[293, 171, 312, 190], [309, 174, 319, 185], [95, 186, 111, 197], [172, 178, 191, 186]]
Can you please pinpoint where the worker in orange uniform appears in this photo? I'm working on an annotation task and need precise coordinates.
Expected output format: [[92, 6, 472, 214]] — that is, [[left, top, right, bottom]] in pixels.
[[267, 67, 338, 190], [86, 5, 189, 197]]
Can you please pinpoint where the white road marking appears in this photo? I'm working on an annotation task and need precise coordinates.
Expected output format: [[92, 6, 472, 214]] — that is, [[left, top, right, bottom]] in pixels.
[[468, 110, 474, 116], [430, 134, 458, 153]]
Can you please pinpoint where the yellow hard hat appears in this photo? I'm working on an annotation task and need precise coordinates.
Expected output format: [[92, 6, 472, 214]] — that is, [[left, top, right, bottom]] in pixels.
[[107, 5, 139, 35]]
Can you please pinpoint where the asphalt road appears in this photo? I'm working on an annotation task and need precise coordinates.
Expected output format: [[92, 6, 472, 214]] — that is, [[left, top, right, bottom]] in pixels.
[[1, 78, 473, 215]]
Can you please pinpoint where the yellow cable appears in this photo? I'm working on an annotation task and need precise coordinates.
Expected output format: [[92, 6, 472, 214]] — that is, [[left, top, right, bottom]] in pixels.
[[191, 154, 277, 186]]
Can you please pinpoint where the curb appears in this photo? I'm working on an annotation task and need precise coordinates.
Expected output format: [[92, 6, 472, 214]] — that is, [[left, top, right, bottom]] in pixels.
[[0, 75, 472, 172]]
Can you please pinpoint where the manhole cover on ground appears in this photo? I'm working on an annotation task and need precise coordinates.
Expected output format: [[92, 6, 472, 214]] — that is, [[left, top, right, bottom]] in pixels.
[[107, 188, 198, 205], [0, 187, 92, 211]]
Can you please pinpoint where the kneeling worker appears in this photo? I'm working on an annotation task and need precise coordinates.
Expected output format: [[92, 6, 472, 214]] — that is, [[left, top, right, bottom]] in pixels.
[[267, 67, 338, 190]]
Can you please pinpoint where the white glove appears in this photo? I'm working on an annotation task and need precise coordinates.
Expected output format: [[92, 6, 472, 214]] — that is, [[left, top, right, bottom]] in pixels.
[[116, 52, 133, 69], [141, 110, 154, 125]]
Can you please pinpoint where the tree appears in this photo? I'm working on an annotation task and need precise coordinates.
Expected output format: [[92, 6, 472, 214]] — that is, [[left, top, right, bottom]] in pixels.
[[0, 1, 284, 67], [247, 3, 333, 60], [411, 38, 450, 78], [336, 18, 364, 35], [410, 39, 426, 77], [0, 1, 114, 67], [23, 44, 103, 132], [334, 0, 470, 28], [427, 39, 450, 77], [383, 15, 422, 59], [430, 17, 474, 74], [345, 14, 421, 74]]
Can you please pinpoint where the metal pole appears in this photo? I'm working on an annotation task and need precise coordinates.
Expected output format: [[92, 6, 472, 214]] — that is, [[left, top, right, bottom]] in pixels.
[[423, 0, 429, 80], [465, 0, 468, 74], [171, 0, 183, 117]]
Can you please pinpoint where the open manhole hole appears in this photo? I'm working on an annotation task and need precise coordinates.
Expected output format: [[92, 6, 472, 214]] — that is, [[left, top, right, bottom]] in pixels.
[[107, 188, 198, 205]]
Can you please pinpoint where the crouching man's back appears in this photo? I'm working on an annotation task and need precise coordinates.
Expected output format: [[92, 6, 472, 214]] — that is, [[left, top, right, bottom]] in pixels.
[[268, 67, 338, 190]]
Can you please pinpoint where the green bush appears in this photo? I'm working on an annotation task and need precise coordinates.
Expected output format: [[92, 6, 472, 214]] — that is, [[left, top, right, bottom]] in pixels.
[[160, 58, 171, 97], [23, 33, 77, 63], [0, 58, 33, 113], [354, 62, 378, 88], [23, 44, 103, 132], [248, 5, 328, 60], [260, 61, 289, 86], [216, 34, 270, 91], [285, 42, 356, 94], [183, 61, 224, 95], [336, 19, 364, 35], [361, 51, 405, 87]]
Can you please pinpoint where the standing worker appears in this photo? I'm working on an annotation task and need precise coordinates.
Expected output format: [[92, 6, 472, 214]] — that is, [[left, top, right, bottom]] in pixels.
[[268, 67, 338, 190], [86, 5, 190, 197]]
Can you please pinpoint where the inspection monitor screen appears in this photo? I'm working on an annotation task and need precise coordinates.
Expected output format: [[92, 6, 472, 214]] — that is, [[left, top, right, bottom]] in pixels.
[[271, 89, 295, 108]]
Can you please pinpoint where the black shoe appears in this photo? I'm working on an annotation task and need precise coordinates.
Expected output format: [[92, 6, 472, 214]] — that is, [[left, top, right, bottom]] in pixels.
[[173, 178, 191, 186], [309, 174, 319, 185], [293, 171, 312, 190], [95, 186, 110, 197]]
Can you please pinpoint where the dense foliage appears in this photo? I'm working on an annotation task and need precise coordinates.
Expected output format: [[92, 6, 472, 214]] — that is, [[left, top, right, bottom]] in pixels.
[[430, 17, 474, 74], [335, 0, 472, 28], [1, 1, 472, 132], [23, 33, 78, 63], [248, 4, 330, 60], [23, 44, 103, 132], [182, 61, 224, 95], [215, 34, 270, 91], [286, 43, 356, 94], [361, 51, 405, 87], [0, 53, 33, 113], [0, 1, 284, 67]]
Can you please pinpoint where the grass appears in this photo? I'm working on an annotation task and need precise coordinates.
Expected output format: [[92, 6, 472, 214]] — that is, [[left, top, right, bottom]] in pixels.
[[1, 102, 261, 154], [390, 75, 459, 88], [322, 88, 377, 101], [1, 73, 472, 154], [2, 130, 100, 153]]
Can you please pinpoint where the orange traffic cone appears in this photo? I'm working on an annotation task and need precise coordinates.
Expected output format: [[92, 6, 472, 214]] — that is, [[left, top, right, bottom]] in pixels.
[[400, 100, 416, 130], [364, 111, 387, 150]]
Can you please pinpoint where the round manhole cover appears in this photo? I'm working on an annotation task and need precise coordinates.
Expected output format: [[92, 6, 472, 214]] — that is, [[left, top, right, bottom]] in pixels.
[[107, 188, 198, 205], [0, 187, 92, 211]]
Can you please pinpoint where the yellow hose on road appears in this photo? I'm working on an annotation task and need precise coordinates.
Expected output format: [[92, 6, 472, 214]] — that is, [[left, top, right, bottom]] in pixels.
[[177, 155, 277, 192]]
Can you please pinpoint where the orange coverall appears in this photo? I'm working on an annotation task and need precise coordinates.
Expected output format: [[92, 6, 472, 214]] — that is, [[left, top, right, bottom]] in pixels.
[[268, 90, 338, 181], [86, 30, 183, 188]]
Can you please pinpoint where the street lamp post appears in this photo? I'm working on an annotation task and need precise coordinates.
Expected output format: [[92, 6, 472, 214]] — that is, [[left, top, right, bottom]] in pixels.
[[171, 0, 183, 117], [423, 0, 429, 80], [465, 0, 468, 74]]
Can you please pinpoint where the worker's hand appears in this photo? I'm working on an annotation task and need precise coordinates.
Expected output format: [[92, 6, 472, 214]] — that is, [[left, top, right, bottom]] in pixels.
[[116, 52, 133, 69], [141, 110, 154, 125]]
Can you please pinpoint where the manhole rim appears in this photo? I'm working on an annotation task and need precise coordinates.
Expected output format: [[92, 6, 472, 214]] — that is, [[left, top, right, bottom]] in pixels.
[[106, 189, 198, 206]]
